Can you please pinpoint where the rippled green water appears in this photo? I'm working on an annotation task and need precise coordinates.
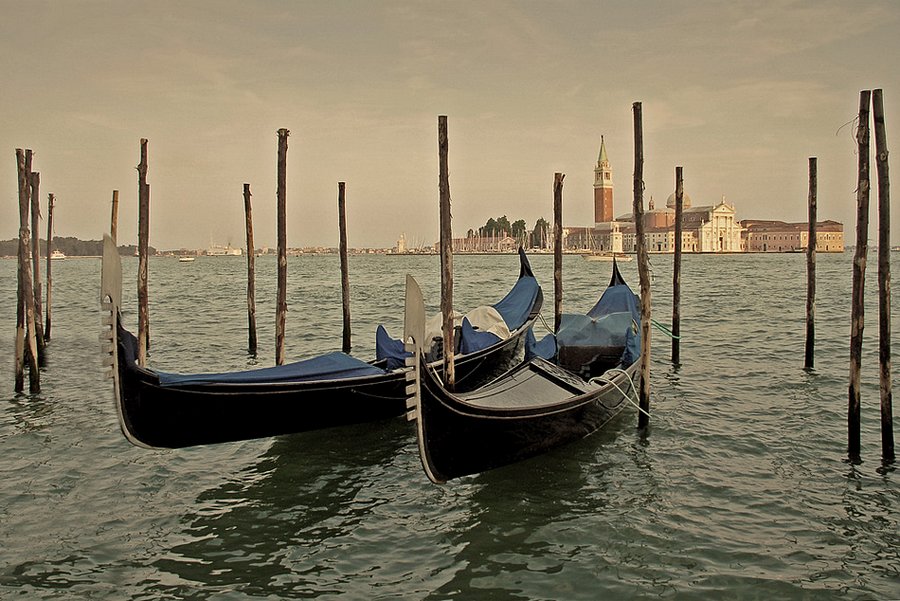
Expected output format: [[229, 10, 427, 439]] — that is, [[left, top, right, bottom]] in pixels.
[[1, 252, 898, 599]]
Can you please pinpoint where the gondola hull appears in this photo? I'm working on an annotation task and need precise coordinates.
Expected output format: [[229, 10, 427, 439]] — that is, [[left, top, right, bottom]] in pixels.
[[414, 357, 638, 483], [100, 236, 541, 449], [114, 320, 530, 449]]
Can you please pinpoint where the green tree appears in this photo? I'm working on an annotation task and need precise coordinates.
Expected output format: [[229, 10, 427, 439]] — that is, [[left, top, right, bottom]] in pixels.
[[532, 217, 550, 248]]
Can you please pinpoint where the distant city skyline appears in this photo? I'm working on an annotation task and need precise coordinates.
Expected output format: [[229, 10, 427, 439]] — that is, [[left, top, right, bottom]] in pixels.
[[2, 1, 898, 249]]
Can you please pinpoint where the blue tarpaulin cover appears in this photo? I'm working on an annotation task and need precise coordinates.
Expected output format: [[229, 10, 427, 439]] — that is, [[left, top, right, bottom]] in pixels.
[[526, 271, 641, 366], [376, 248, 541, 360], [492, 274, 539, 331], [375, 324, 411, 371], [157, 351, 386, 387], [459, 317, 502, 355]]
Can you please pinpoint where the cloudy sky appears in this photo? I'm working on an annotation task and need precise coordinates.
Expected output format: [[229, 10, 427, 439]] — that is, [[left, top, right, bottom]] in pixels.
[[2, 0, 898, 250]]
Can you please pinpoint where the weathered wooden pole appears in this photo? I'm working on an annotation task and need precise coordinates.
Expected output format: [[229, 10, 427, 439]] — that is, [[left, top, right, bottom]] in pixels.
[[275, 128, 290, 366], [338, 182, 352, 354], [15, 149, 40, 392], [243, 183, 257, 356], [137, 138, 150, 367], [672, 166, 683, 365], [873, 88, 895, 464], [14, 150, 28, 391], [805, 158, 817, 370], [553, 172, 565, 332], [44, 193, 54, 341], [30, 171, 45, 363], [110, 189, 119, 243], [438, 115, 455, 389], [848, 90, 871, 463], [633, 102, 652, 429]]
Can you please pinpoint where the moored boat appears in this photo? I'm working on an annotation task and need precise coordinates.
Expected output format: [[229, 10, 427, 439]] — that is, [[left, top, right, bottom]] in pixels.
[[404, 259, 640, 483], [99, 236, 543, 449]]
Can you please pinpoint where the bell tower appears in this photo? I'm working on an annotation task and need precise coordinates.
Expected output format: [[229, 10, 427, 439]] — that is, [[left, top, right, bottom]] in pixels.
[[593, 136, 614, 224]]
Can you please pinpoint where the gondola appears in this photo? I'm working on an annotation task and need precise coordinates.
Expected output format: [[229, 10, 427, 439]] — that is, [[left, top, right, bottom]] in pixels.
[[99, 235, 542, 449], [403, 260, 641, 483]]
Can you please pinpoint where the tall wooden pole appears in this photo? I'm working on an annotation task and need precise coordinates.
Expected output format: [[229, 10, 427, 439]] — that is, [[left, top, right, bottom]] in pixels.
[[14, 150, 28, 392], [438, 116, 455, 389], [805, 158, 817, 370], [848, 90, 871, 463], [243, 183, 257, 356], [15, 149, 40, 392], [29, 171, 45, 363], [110, 189, 119, 243], [873, 88, 895, 464], [275, 128, 290, 366], [553, 172, 565, 332], [44, 193, 54, 341], [338, 182, 352, 354], [633, 102, 652, 429], [137, 138, 150, 367], [672, 166, 683, 365]]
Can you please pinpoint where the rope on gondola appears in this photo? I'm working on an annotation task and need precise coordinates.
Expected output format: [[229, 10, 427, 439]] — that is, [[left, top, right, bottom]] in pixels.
[[589, 368, 651, 419]]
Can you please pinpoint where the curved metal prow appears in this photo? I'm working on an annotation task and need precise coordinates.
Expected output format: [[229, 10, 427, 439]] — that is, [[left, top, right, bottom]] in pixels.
[[403, 274, 442, 483], [403, 274, 425, 422], [100, 234, 148, 448]]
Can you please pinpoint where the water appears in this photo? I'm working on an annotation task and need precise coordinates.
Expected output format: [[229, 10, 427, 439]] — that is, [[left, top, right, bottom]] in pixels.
[[1, 252, 898, 600]]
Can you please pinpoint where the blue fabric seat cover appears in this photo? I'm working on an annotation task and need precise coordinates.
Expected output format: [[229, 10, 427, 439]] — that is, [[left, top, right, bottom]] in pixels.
[[158, 351, 386, 386], [459, 317, 502, 355], [375, 324, 412, 371]]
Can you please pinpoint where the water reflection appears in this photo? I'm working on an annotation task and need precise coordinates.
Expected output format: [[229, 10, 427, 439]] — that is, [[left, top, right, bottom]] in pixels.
[[150, 419, 409, 597]]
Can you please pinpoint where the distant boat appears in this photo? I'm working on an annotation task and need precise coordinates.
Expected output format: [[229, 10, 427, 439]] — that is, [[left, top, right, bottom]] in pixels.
[[207, 244, 242, 256], [50, 250, 67, 260], [582, 252, 632, 262], [178, 257, 195, 263]]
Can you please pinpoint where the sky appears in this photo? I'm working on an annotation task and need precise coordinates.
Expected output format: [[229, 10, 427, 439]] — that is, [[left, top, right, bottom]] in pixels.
[[2, 0, 899, 250]]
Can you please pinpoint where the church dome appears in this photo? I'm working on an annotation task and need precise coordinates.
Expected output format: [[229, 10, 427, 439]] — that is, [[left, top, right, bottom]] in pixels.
[[666, 191, 692, 209]]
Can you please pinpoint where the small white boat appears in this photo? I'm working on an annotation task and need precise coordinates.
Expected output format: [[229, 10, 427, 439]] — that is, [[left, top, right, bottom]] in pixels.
[[178, 257, 196, 263], [50, 250, 67, 260]]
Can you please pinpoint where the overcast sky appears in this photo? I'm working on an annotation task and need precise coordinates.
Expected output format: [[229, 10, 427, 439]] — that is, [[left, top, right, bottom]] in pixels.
[[2, 0, 898, 250]]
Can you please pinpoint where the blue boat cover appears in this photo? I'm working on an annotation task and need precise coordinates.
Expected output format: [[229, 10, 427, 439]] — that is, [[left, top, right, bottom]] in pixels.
[[459, 317, 502, 355], [492, 274, 539, 331], [376, 249, 541, 361], [525, 279, 641, 366], [157, 351, 386, 387], [375, 324, 412, 370], [525, 328, 558, 362]]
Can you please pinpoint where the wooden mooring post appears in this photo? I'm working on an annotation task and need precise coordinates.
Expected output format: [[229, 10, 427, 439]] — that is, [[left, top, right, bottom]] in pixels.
[[110, 189, 119, 243], [848, 90, 871, 463], [438, 116, 455, 389], [873, 88, 895, 464], [338, 182, 352, 354], [44, 193, 54, 341], [672, 166, 683, 365], [137, 139, 150, 367], [243, 183, 257, 356], [30, 171, 45, 363], [14, 148, 40, 393], [633, 102, 652, 429], [553, 173, 564, 332], [275, 128, 290, 366], [805, 158, 817, 371]]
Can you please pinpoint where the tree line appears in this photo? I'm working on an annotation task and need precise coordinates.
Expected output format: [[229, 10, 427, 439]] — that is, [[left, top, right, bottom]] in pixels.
[[466, 216, 551, 248], [0, 236, 153, 257]]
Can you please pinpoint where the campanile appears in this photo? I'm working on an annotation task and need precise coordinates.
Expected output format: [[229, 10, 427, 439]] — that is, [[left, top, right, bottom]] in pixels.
[[593, 136, 614, 224]]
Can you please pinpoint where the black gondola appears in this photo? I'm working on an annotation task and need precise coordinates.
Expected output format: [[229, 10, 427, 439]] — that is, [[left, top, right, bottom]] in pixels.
[[403, 260, 641, 483], [99, 236, 542, 449]]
